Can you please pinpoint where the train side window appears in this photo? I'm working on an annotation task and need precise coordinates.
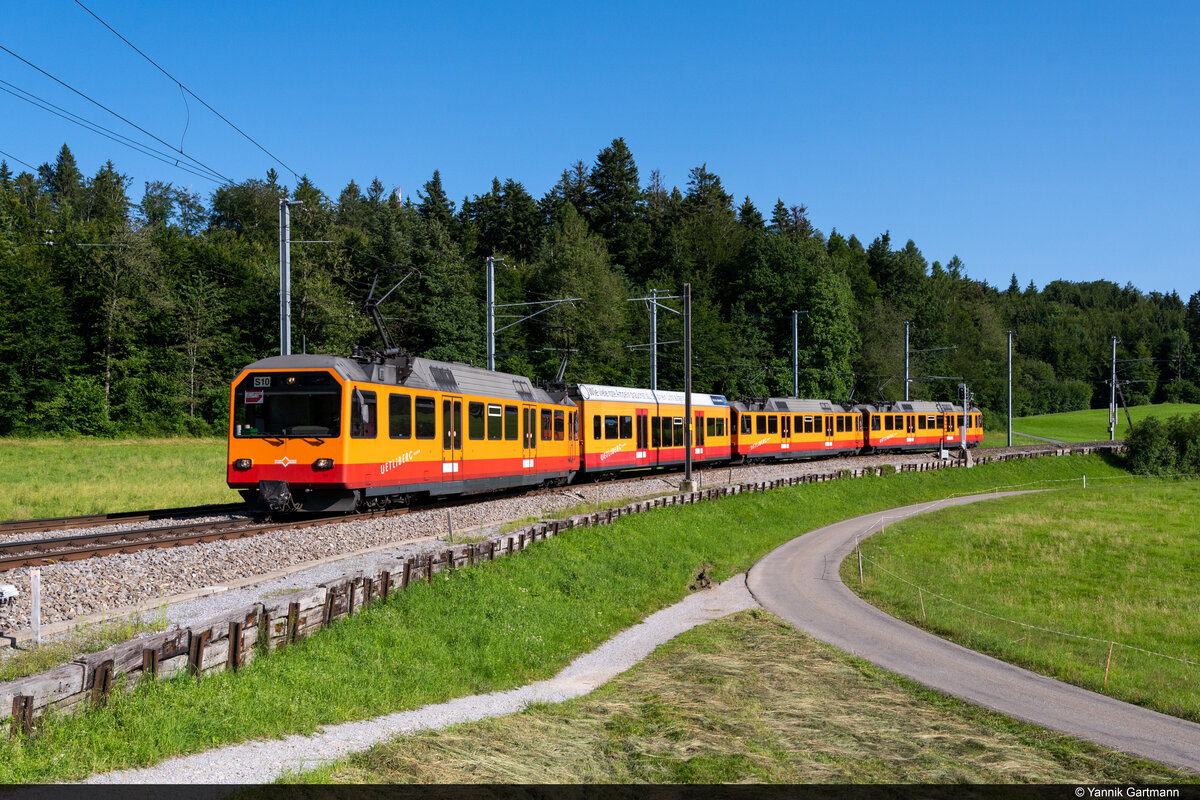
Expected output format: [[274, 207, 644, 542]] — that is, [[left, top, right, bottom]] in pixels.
[[767, 415, 778, 434], [540, 409, 553, 441], [605, 415, 619, 440], [857, 417, 863, 431], [803, 416, 813, 434], [884, 416, 893, 431], [706, 417, 715, 437], [651, 416, 661, 447], [388, 394, 411, 439], [504, 405, 519, 440], [571, 412, 578, 440], [836, 416, 844, 433], [673, 417, 684, 447], [740, 415, 752, 434], [351, 390, 377, 439], [554, 410, 565, 441], [468, 402, 485, 440], [871, 416, 880, 431], [756, 415, 767, 435], [918, 415, 926, 430], [620, 415, 633, 440], [717, 418, 726, 436], [487, 404, 503, 440], [415, 397, 436, 439], [593, 415, 602, 440]]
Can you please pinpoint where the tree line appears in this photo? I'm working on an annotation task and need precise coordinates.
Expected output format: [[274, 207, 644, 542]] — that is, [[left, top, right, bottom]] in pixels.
[[1, 138, 1198, 437]]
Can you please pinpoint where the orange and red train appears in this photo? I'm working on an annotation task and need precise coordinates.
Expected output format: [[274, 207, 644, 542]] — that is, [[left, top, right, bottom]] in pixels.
[[227, 354, 983, 512]]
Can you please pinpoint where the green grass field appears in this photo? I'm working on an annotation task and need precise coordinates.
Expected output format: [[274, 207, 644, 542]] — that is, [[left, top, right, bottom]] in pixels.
[[0, 437, 237, 520], [0, 455, 1132, 783], [846, 480, 1200, 721], [981, 403, 1200, 447], [284, 611, 1192, 785]]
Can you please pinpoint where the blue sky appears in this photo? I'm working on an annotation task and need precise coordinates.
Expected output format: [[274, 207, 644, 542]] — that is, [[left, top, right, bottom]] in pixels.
[[2, 1, 1197, 297]]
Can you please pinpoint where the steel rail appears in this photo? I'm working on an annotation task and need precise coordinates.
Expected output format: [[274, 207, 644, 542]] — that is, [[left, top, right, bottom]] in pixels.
[[0, 502, 252, 536]]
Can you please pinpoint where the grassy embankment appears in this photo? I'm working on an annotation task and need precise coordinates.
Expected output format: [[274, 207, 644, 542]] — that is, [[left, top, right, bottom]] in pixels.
[[980, 402, 1200, 448], [2, 453, 1178, 784], [0, 437, 235, 520], [845, 480, 1200, 721]]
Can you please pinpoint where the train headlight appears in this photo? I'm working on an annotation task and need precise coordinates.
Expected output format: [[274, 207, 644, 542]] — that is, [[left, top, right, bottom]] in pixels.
[[233, 459, 253, 470], [313, 458, 334, 471]]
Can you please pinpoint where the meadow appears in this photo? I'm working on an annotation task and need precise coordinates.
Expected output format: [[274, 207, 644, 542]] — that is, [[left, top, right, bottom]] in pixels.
[[0, 438, 236, 520], [846, 480, 1200, 721], [982, 402, 1200, 447], [0, 454, 1146, 783]]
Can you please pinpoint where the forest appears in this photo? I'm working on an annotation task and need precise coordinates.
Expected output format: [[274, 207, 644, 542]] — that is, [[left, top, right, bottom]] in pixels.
[[1, 138, 1198, 437]]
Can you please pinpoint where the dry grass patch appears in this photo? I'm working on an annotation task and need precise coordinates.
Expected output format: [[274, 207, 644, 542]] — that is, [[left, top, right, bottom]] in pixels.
[[290, 612, 1191, 785]]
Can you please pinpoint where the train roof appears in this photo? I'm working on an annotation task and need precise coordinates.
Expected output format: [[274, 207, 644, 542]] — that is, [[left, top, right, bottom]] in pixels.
[[571, 383, 729, 408], [730, 398, 854, 414], [853, 401, 969, 413], [238, 354, 569, 406]]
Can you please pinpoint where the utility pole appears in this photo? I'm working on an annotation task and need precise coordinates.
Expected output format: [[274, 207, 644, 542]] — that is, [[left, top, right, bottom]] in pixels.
[[486, 257, 500, 371], [651, 288, 658, 390], [485, 256, 577, 372], [1007, 330, 1014, 447], [682, 283, 695, 490], [1109, 336, 1119, 441], [904, 321, 911, 401], [626, 290, 680, 390], [278, 198, 303, 356]]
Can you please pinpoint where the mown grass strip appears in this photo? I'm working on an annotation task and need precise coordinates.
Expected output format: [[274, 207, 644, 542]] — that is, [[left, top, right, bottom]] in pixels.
[[0, 454, 1129, 783], [0, 437, 237, 520], [845, 479, 1200, 721], [282, 611, 1195, 785]]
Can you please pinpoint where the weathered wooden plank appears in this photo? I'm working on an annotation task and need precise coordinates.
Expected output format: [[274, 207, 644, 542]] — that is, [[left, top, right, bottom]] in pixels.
[[262, 587, 327, 618], [0, 663, 85, 720]]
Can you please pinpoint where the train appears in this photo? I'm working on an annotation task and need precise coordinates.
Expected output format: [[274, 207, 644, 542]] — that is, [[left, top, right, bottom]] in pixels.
[[226, 352, 983, 513]]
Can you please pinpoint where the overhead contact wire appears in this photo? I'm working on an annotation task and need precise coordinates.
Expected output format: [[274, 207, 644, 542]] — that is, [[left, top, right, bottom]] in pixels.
[[0, 42, 231, 184], [73, 0, 300, 181]]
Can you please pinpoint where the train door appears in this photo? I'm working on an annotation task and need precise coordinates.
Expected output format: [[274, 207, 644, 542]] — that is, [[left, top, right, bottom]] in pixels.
[[636, 408, 651, 467], [824, 414, 834, 447], [906, 414, 915, 442], [521, 404, 537, 473], [441, 396, 463, 481], [781, 414, 791, 452]]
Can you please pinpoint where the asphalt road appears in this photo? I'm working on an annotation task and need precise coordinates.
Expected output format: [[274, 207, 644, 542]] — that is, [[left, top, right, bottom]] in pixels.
[[746, 492, 1200, 774]]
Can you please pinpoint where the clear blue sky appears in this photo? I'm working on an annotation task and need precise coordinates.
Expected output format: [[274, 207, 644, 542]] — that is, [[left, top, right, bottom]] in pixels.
[[3, 1, 1197, 297]]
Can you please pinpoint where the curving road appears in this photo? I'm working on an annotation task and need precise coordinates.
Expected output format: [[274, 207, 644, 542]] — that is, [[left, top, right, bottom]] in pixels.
[[747, 492, 1200, 774]]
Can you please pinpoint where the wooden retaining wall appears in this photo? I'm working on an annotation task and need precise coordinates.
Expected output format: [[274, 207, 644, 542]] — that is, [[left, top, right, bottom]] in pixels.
[[1, 444, 1123, 736]]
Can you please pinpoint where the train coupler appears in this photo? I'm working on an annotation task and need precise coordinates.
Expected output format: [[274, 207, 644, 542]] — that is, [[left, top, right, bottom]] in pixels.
[[259, 480, 296, 514]]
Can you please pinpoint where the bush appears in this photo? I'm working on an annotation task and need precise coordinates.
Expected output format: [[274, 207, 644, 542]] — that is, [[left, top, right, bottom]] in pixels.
[[1125, 413, 1200, 476]]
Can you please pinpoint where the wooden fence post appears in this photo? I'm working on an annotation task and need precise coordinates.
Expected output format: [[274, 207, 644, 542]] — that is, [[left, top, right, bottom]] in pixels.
[[228, 621, 244, 672], [91, 659, 114, 707], [11, 695, 33, 738]]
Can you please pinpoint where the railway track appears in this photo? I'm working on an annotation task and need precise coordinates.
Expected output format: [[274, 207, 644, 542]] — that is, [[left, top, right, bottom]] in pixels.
[[0, 502, 253, 537], [0, 445, 1089, 572]]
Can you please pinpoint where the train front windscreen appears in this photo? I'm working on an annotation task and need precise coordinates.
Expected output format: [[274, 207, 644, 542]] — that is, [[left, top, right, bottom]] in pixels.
[[232, 371, 341, 438]]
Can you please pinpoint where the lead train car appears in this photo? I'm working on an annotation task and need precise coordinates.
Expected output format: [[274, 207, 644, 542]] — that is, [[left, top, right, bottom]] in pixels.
[[227, 354, 579, 512]]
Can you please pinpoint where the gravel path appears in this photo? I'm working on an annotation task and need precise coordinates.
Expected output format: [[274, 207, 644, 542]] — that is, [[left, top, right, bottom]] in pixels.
[[85, 574, 759, 786], [1, 450, 973, 637]]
